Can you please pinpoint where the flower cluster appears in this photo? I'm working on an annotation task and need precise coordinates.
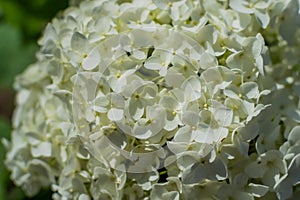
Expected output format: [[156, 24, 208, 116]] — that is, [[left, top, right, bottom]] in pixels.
[[4, 0, 300, 199]]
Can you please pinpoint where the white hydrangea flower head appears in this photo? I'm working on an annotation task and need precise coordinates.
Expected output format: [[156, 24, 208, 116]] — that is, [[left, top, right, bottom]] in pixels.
[[3, 0, 300, 199]]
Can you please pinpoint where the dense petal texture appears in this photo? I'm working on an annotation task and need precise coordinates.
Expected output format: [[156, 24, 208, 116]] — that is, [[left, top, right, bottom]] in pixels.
[[4, 0, 300, 199]]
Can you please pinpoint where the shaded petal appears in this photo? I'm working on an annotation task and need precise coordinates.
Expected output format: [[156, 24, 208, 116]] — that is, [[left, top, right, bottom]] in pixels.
[[71, 32, 88, 52], [241, 82, 259, 99], [247, 183, 269, 198], [182, 158, 227, 184]]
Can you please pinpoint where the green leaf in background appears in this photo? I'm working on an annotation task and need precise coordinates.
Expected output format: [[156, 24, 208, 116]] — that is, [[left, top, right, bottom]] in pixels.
[[0, 0, 69, 40], [0, 22, 38, 88], [0, 117, 11, 200]]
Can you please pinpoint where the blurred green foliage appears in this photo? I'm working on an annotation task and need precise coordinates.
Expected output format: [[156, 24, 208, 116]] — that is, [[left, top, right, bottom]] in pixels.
[[0, 23, 37, 88], [0, 0, 69, 199], [0, 0, 69, 40], [0, 118, 10, 200]]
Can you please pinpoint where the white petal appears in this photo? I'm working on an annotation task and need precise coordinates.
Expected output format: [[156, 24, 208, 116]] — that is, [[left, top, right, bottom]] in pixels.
[[60, 146, 67, 162], [162, 191, 179, 200], [229, 0, 253, 14], [152, 0, 169, 10], [224, 89, 239, 99], [86, 108, 95, 122], [164, 114, 180, 131], [108, 108, 124, 121], [165, 68, 185, 88], [182, 158, 227, 184], [245, 162, 266, 178], [159, 66, 168, 77], [174, 126, 193, 142], [288, 126, 300, 144], [254, 9, 270, 29], [182, 111, 199, 127], [93, 96, 109, 113], [211, 100, 233, 127], [82, 49, 100, 70], [132, 50, 146, 60], [144, 56, 162, 70], [79, 194, 91, 200], [31, 142, 52, 157], [182, 76, 201, 101], [128, 99, 144, 120], [133, 121, 153, 139], [199, 52, 218, 69], [94, 16, 112, 33], [255, 56, 264, 76], [193, 125, 228, 144], [275, 154, 300, 199], [226, 51, 243, 69], [239, 121, 259, 141], [159, 95, 177, 110], [195, 25, 217, 44], [167, 141, 188, 155], [110, 93, 125, 108]]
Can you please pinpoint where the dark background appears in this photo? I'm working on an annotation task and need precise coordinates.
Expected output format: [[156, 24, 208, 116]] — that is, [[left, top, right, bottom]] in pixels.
[[0, 0, 69, 199]]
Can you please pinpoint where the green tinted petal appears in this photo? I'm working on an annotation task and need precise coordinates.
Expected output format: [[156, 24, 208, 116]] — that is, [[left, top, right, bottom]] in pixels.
[[247, 183, 269, 197], [71, 32, 88, 52], [241, 82, 259, 99]]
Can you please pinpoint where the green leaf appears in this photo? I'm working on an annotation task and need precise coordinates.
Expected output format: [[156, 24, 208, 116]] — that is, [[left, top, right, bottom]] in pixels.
[[0, 22, 38, 88], [0, 118, 11, 200]]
